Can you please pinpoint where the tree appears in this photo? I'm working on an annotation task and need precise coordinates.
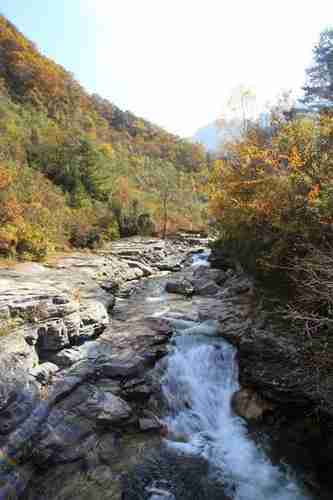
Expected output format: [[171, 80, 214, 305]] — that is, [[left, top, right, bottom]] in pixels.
[[303, 28, 333, 108], [226, 85, 257, 136], [135, 158, 181, 239]]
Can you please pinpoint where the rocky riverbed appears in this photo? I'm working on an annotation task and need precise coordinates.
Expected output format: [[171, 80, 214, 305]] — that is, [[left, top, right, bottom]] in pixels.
[[0, 237, 332, 499], [0, 237, 203, 499]]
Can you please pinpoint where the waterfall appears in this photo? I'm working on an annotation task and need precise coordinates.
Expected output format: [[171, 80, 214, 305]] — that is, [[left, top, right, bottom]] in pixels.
[[161, 332, 310, 500]]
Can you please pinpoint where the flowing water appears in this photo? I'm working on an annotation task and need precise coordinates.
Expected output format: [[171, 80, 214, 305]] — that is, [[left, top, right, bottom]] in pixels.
[[126, 253, 311, 500], [160, 333, 309, 500], [17, 251, 317, 500]]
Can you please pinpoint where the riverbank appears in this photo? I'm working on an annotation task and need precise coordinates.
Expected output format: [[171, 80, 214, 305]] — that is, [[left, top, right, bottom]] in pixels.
[[0, 236, 208, 499], [0, 236, 331, 499]]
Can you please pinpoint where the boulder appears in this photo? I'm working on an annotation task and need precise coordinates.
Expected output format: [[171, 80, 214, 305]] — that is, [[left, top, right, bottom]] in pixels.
[[49, 347, 83, 368], [37, 320, 69, 352], [98, 355, 145, 379], [78, 390, 132, 424], [232, 388, 275, 421]]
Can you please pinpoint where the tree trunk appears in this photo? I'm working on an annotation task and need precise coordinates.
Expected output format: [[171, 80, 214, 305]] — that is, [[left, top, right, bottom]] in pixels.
[[162, 197, 168, 239]]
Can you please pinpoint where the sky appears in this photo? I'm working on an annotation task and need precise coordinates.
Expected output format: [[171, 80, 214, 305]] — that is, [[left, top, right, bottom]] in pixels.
[[1, 1, 333, 136]]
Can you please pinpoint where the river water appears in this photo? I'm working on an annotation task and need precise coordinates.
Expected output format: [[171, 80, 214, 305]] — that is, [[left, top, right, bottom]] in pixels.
[[123, 253, 311, 500]]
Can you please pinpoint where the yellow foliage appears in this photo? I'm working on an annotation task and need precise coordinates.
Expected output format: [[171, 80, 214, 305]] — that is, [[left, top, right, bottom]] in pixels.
[[207, 115, 333, 273]]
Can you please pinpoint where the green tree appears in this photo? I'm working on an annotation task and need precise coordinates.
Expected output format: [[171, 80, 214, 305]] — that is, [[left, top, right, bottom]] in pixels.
[[136, 158, 181, 238], [303, 28, 333, 108]]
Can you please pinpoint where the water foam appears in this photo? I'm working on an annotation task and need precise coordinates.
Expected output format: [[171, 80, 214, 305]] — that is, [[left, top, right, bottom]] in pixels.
[[161, 331, 310, 500]]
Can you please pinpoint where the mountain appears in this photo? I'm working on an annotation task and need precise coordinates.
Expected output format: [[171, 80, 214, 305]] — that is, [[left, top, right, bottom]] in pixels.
[[0, 15, 208, 259], [193, 122, 221, 152], [193, 118, 243, 152]]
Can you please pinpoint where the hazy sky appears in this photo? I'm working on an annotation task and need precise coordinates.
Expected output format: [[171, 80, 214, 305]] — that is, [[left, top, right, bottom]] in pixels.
[[1, 1, 333, 136]]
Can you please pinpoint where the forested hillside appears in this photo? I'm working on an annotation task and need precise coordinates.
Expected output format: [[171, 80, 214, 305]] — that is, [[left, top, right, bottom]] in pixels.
[[0, 15, 208, 259]]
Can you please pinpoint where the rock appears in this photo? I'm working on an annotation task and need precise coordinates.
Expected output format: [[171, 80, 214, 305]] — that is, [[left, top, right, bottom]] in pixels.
[[79, 390, 132, 424], [0, 305, 10, 320], [193, 280, 221, 296], [100, 280, 119, 293], [63, 312, 81, 341], [50, 339, 113, 368], [0, 237, 200, 497], [146, 481, 176, 500], [139, 418, 161, 431], [0, 327, 39, 371], [208, 245, 234, 270], [192, 266, 226, 284], [78, 301, 109, 340], [165, 279, 194, 296], [123, 259, 153, 277], [0, 360, 39, 437], [122, 377, 153, 401], [144, 316, 175, 334], [30, 362, 59, 384], [37, 320, 69, 352], [98, 355, 145, 379], [49, 347, 83, 367], [232, 388, 275, 421], [105, 294, 116, 312], [157, 261, 182, 272], [116, 281, 139, 298]]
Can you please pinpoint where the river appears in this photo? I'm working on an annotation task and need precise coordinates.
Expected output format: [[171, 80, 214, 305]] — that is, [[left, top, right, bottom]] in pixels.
[[121, 253, 311, 500]]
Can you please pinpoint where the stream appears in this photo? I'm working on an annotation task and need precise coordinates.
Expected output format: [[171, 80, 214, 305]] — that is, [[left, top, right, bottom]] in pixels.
[[121, 253, 311, 500]]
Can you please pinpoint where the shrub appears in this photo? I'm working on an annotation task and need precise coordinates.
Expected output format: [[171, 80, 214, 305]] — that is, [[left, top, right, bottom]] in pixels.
[[69, 222, 102, 250], [16, 224, 51, 260]]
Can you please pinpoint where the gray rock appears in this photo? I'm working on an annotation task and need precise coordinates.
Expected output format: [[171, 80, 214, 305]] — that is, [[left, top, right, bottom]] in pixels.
[[58, 384, 132, 425], [157, 261, 182, 272], [146, 481, 176, 500], [105, 294, 116, 313], [100, 279, 119, 293], [78, 301, 109, 339], [0, 359, 39, 437], [194, 280, 222, 296], [0, 327, 39, 371], [98, 355, 145, 379], [93, 392, 132, 424], [139, 418, 161, 431], [165, 279, 194, 296], [123, 259, 153, 277], [116, 281, 139, 298], [30, 362, 59, 384], [192, 265, 226, 284], [63, 312, 81, 342], [49, 347, 83, 368], [0, 237, 196, 497], [37, 320, 69, 352]]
